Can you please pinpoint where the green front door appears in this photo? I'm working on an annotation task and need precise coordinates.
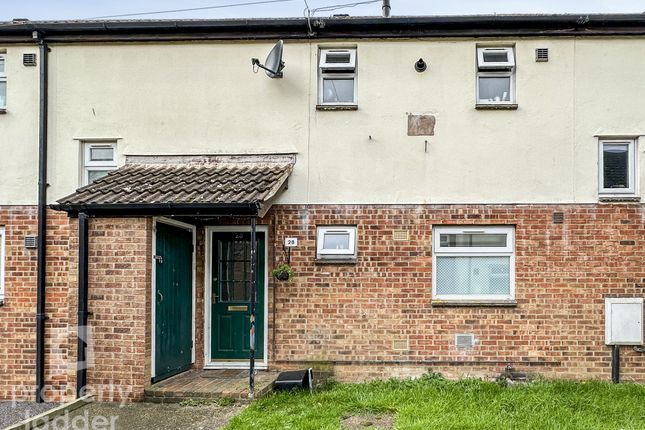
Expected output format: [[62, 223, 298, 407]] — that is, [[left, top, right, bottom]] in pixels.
[[211, 231, 265, 361], [154, 222, 193, 382]]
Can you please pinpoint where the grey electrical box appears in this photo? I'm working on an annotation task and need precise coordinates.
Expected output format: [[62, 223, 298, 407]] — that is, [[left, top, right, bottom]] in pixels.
[[605, 298, 643, 345]]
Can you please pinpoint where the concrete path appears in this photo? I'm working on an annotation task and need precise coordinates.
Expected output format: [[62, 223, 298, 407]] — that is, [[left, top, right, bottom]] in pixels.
[[0, 401, 57, 429], [32, 402, 244, 430]]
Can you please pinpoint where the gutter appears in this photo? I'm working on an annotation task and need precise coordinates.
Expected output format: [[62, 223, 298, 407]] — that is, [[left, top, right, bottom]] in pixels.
[[49, 202, 261, 217], [35, 31, 48, 403], [1, 14, 645, 42]]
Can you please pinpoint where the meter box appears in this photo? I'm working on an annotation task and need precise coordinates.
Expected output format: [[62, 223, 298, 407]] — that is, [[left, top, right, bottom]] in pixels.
[[604, 298, 643, 345]]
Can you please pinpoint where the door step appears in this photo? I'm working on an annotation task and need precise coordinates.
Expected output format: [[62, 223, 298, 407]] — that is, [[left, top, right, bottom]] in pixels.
[[145, 369, 279, 403]]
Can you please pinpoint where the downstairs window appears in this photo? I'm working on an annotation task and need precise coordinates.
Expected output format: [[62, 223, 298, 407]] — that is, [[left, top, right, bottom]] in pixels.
[[433, 226, 515, 301]]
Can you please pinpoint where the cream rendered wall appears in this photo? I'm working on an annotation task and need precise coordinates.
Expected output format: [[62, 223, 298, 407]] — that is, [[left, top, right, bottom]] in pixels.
[[2, 38, 643, 205], [573, 39, 645, 200], [0, 46, 40, 205]]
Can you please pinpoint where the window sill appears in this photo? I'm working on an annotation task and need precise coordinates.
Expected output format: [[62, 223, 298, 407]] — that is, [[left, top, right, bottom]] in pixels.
[[475, 103, 518, 110], [598, 196, 640, 203], [316, 104, 358, 111], [314, 258, 357, 265], [432, 299, 517, 308]]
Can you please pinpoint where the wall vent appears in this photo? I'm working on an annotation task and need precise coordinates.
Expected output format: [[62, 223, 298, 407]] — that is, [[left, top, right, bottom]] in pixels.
[[392, 230, 409, 241], [23, 53, 37, 67], [24, 235, 38, 249], [535, 48, 549, 62], [455, 333, 475, 349], [392, 339, 409, 351], [553, 212, 564, 224]]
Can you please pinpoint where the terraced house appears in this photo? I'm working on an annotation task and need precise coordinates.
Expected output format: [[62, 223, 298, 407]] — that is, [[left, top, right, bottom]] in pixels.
[[0, 14, 644, 403]]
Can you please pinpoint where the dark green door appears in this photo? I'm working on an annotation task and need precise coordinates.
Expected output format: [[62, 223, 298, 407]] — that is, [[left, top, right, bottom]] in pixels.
[[154, 222, 193, 382], [211, 231, 265, 361]]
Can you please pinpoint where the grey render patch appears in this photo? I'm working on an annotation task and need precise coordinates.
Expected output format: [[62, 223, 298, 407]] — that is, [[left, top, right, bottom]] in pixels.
[[407, 114, 435, 136]]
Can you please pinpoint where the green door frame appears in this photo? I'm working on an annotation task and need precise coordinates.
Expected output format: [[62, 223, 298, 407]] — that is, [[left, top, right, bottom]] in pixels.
[[204, 225, 268, 369], [152, 218, 196, 382]]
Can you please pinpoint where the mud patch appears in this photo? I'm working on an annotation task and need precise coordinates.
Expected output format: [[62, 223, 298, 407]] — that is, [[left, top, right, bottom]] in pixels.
[[341, 412, 394, 429]]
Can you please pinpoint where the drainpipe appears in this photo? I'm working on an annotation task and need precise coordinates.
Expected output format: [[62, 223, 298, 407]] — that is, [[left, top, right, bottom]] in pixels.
[[76, 214, 90, 397], [34, 31, 49, 404], [249, 217, 257, 398]]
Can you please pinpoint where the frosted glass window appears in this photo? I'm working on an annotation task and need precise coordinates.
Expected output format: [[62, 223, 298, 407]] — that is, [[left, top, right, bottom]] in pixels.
[[90, 146, 114, 162], [436, 256, 510, 296]]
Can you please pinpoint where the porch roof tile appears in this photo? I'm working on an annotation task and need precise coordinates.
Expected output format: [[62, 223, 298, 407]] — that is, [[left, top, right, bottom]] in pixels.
[[55, 154, 295, 213]]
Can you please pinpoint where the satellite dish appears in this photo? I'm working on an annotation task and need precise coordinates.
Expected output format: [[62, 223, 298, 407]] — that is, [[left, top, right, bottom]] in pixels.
[[251, 40, 285, 78]]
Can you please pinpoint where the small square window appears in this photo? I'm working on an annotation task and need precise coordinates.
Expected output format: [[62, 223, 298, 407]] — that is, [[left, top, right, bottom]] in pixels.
[[599, 139, 637, 195], [316, 226, 357, 260], [476, 47, 515, 106], [433, 226, 515, 301], [318, 48, 357, 106], [82, 142, 117, 186]]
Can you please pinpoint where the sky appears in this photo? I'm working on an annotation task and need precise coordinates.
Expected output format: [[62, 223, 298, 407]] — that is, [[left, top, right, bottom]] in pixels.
[[0, 0, 643, 21]]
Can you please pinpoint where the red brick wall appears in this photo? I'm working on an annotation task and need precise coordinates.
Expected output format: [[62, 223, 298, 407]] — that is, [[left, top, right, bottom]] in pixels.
[[1, 204, 644, 403], [0, 207, 70, 401], [266, 204, 645, 382], [67, 217, 152, 402]]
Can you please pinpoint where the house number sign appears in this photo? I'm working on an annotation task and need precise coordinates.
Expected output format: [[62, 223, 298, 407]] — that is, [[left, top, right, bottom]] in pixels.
[[284, 237, 298, 247]]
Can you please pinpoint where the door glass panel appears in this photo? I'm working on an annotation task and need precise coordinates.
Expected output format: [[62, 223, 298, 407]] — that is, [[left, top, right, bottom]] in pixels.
[[218, 238, 252, 302]]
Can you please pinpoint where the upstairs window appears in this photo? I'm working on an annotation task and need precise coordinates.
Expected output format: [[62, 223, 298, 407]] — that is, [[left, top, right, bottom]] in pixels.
[[476, 47, 515, 105], [316, 226, 357, 260], [433, 226, 515, 301], [82, 142, 117, 185], [0, 54, 6, 109], [599, 139, 637, 195], [318, 48, 357, 106]]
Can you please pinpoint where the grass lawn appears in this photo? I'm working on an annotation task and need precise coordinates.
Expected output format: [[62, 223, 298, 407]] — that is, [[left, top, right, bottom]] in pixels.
[[225, 374, 645, 430]]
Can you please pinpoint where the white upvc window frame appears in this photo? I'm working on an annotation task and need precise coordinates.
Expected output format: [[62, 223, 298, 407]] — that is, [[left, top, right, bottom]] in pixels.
[[318, 48, 358, 106], [0, 227, 5, 301], [598, 139, 637, 196], [476, 46, 516, 105], [432, 226, 515, 301], [316, 226, 357, 259], [82, 142, 117, 186], [477, 47, 515, 69], [0, 53, 7, 109]]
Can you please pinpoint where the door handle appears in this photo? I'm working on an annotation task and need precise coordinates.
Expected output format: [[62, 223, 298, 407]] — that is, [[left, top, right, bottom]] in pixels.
[[212, 293, 218, 304], [157, 291, 164, 303]]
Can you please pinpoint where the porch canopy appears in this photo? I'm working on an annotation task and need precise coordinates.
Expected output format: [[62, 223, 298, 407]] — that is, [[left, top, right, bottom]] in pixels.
[[51, 154, 296, 217]]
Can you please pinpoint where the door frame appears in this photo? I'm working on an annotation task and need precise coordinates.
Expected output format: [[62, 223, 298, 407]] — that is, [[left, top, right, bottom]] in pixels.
[[204, 225, 269, 369], [151, 217, 197, 380]]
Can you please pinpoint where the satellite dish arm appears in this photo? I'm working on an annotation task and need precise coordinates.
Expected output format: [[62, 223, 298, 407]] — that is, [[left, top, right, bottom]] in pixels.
[[251, 58, 284, 78]]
